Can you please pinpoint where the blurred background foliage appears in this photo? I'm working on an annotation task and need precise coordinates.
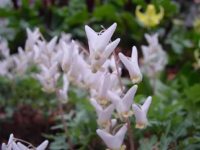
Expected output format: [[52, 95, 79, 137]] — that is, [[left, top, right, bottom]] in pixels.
[[0, 0, 200, 149]]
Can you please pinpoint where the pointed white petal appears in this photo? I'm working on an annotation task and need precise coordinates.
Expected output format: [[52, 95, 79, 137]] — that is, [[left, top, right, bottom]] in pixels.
[[97, 123, 127, 149], [103, 38, 120, 59], [85, 25, 98, 41], [17, 142, 28, 150], [122, 85, 138, 110], [85, 25, 98, 53], [12, 142, 21, 150], [96, 129, 114, 148], [115, 123, 128, 140], [99, 73, 110, 98], [36, 140, 49, 150], [97, 23, 117, 51], [141, 96, 152, 115], [119, 51, 142, 84], [132, 104, 147, 128], [131, 46, 138, 62], [47, 36, 58, 52], [99, 104, 114, 123], [119, 53, 132, 71], [144, 34, 152, 44], [8, 134, 14, 145]]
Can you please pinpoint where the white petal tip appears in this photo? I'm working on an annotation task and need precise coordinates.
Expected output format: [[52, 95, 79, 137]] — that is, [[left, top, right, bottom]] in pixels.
[[147, 96, 152, 101], [96, 129, 101, 135], [147, 97, 152, 104], [112, 22, 117, 28], [133, 84, 138, 89], [132, 46, 137, 50], [85, 25, 89, 28], [37, 140, 49, 150], [116, 38, 121, 42]]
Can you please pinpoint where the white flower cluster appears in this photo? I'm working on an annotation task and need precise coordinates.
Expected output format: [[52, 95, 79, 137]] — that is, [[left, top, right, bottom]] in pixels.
[[0, 0, 11, 8], [84, 23, 152, 150], [2, 134, 48, 150], [26, 23, 152, 150], [141, 33, 168, 78], [0, 30, 39, 78], [1, 23, 153, 150], [0, 38, 12, 77]]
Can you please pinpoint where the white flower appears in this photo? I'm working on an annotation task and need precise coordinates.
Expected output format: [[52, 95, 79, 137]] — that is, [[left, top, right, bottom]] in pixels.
[[60, 40, 78, 72], [109, 71, 123, 95], [90, 39, 120, 72], [88, 72, 122, 100], [36, 63, 60, 93], [0, 60, 10, 77], [90, 98, 114, 127], [0, 0, 11, 8], [108, 85, 138, 118], [67, 52, 89, 85], [141, 33, 167, 78], [103, 55, 120, 72], [132, 96, 152, 129], [83, 69, 104, 90], [119, 46, 142, 84], [60, 32, 72, 43], [16, 140, 48, 150], [36, 140, 49, 150], [90, 73, 112, 106], [46, 36, 58, 54], [96, 124, 127, 150], [25, 28, 41, 51], [0, 38, 10, 58], [12, 47, 33, 75], [85, 23, 116, 55], [33, 44, 41, 63], [1, 134, 13, 150], [85, 23, 120, 72], [145, 33, 159, 46], [34, 37, 58, 65], [1, 134, 48, 150]]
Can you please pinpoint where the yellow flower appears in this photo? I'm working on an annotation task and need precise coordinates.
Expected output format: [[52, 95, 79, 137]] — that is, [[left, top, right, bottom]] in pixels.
[[135, 4, 164, 28]]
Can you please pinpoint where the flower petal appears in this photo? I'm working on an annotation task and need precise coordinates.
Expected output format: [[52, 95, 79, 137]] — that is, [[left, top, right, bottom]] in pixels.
[[17, 142, 28, 150], [97, 23, 117, 51], [85, 25, 98, 53], [96, 129, 114, 148], [122, 85, 138, 110], [36, 140, 49, 150], [141, 96, 152, 115], [103, 38, 120, 59]]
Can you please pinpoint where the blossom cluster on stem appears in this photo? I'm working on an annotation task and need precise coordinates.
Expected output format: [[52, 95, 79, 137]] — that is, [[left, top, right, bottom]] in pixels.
[[0, 23, 154, 150]]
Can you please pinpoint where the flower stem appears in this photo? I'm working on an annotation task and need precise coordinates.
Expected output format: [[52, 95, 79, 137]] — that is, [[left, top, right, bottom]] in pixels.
[[127, 118, 134, 150], [56, 89, 73, 150]]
